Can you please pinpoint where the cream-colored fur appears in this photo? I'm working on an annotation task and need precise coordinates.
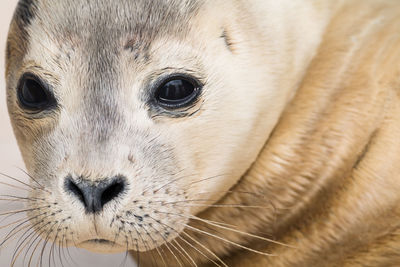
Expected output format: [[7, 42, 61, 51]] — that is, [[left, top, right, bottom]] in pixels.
[[5, 0, 400, 266]]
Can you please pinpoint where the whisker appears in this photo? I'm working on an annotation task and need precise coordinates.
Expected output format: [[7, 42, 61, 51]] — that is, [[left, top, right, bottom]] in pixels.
[[135, 243, 140, 267], [120, 235, 129, 267], [153, 199, 222, 205], [0, 198, 29, 203], [0, 181, 31, 192], [50, 223, 64, 267], [0, 172, 47, 193], [58, 242, 66, 267], [151, 173, 229, 195], [154, 243, 168, 267], [142, 227, 166, 267], [160, 235, 190, 266], [182, 232, 228, 267], [59, 228, 69, 267], [111, 225, 122, 251], [11, 229, 37, 267], [148, 173, 200, 194], [9, 212, 61, 266], [141, 225, 167, 267], [157, 200, 273, 210], [39, 240, 49, 267], [22, 221, 54, 266], [0, 195, 46, 202], [24, 214, 62, 267], [163, 241, 184, 267], [0, 216, 28, 230], [148, 215, 226, 267], [177, 235, 222, 267], [159, 211, 292, 249], [186, 174, 231, 187], [184, 224, 276, 256], [1, 215, 43, 249], [172, 213, 239, 231], [136, 218, 181, 267], [12, 222, 48, 267], [189, 215, 294, 249], [27, 221, 55, 267], [0, 205, 46, 228], [170, 204, 274, 209], [15, 167, 47, 191], [64, 234, 78, 267], [56, 234, 64, 267], [173, 239, 197, 267], [131, 223, 158, 267], [0, 206, 49, 217], [144, 219, 178, 267], [29, 237, 43, 267], [192, 190, 283, 214], [39, 221, 59, 267], [193, 190, 267, 199]]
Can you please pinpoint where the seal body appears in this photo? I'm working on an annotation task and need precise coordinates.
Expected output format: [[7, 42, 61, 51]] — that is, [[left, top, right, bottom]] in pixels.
[[5, 0, 400, 266]]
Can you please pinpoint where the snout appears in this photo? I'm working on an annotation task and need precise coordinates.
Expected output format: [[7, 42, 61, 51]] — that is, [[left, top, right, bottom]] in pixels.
[[64, 175, 127, 213]]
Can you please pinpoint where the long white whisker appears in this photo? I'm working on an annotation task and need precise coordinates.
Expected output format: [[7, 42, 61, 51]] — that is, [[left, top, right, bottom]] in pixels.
[[148, 215, 226, 267], [177, 235, 222, 267], [159, 211, 292, 249], [173, 239, 198, 267], [184, 224, 276, 257], [190, 215, 294, 249], [186, 174, 231, 187], [164, 241, 184, 267], [170, 204, 274, 209], [181, 232, 228, 267]]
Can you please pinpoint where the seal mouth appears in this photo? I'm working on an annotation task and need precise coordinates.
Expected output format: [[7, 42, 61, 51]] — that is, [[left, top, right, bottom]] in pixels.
[[78, 238, 125, 253], [83, 239, 114, 245]]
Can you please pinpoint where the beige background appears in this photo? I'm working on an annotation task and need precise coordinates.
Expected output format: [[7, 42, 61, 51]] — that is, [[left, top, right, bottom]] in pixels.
[[0, 1, 136, 266]]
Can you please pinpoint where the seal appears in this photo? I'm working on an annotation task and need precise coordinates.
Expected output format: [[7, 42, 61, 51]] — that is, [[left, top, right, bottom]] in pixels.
[[4, 0, 400, 266]]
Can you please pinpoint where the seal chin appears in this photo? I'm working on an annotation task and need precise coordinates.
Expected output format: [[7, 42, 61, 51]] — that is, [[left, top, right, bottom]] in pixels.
[[78, 239, 126, 254]]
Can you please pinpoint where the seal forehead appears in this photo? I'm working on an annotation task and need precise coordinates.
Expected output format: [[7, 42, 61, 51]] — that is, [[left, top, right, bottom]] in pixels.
[[8, 0, 202, 75], [33, 0, 201, 43]]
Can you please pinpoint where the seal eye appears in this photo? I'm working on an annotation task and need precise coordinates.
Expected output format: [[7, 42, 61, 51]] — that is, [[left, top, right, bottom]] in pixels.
[[155, 77, 200, 109], [17, 74, 54, 111]]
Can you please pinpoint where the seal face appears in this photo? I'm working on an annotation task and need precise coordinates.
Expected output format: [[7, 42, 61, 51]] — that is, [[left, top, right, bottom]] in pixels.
[[6, 0, 298, 256]]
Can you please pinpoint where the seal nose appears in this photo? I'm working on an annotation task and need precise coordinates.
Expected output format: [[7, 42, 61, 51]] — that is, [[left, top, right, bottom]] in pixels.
[[64, 175, 126, 213]]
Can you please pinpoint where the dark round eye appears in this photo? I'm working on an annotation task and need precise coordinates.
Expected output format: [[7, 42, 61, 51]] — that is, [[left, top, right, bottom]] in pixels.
[[17, 74, 54, 111], [155, 77, 201, 108]]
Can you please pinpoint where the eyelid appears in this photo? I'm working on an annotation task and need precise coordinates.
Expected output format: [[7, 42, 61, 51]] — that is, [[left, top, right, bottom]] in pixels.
[[17, 72, 57, 113], [146, 73, 203, 112]]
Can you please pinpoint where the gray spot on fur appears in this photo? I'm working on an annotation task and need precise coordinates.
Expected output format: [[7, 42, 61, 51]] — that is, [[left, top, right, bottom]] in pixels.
[[15, 0, 36, 26], [221, 29, 235, 53]]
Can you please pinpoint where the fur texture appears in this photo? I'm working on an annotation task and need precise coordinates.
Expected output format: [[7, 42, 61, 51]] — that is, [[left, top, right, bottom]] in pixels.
[[4, 0, 400, 266]]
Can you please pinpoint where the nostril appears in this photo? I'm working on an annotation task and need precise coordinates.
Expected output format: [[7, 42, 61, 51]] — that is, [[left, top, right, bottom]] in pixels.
[[65, 177, 86, 206], [64, 175, 127, 213], [100, 179, 125, 207]]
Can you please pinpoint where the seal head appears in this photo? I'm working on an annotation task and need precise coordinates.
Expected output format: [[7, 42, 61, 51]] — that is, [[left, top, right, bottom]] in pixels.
[[6, 0, 303, 253]]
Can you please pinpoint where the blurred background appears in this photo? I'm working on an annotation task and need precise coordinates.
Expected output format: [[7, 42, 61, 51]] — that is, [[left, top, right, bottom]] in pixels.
[[0, 1, 136, 266]]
